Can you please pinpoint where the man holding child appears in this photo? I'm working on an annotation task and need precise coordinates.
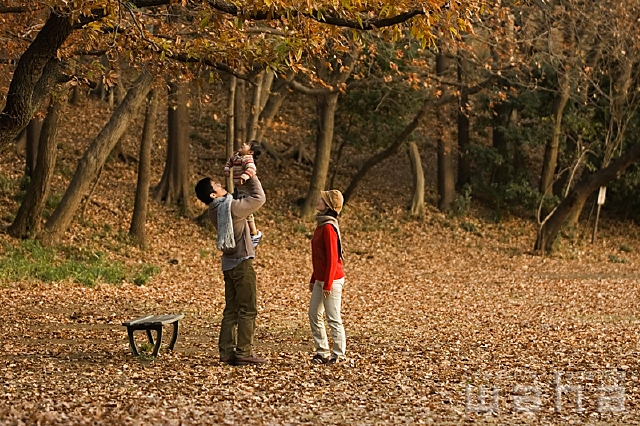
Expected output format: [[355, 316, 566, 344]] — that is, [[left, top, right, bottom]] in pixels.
[[195, 174, 267, 366]]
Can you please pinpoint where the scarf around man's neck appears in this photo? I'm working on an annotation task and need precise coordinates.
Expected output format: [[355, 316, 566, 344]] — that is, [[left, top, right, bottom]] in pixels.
[[210, 193, 235, 250], [316, 214, 344, 260]]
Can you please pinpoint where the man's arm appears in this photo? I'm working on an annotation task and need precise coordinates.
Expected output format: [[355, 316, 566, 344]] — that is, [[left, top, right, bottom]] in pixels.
[[231, 175, 265, 219]]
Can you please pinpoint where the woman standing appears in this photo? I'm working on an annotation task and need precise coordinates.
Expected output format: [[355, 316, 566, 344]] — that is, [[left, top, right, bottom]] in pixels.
[[308, 190, 346, 365]]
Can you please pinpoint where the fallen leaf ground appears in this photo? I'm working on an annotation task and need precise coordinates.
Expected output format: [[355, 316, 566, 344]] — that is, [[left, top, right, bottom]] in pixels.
[[1, 93, 640, 425]]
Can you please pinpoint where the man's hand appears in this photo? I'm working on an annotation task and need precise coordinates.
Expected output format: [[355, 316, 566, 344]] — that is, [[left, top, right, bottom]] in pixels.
[[309, 282, 314, 292], [323, 290, 331, 298]]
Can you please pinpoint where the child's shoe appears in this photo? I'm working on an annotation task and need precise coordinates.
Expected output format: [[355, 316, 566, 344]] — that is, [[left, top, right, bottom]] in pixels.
[[251, 230, 262, 247]]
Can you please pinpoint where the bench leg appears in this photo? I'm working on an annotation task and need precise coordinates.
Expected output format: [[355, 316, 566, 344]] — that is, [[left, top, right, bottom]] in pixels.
[[151, 325, 163, 357], [127, 327, 139, 356], [146, 329, 155, 345], [169, 321, 179, 350]]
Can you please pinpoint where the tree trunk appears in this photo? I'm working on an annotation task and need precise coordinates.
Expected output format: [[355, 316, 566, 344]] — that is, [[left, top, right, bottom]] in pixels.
[[492, 104, 513, 184], [255, 72, 291, 145], [539, 75, 570, 195], [79, 166, 103, 220], [0, 12, 72, 149], [535, 140, 640, 252], [41, 71, 154, 245], [329, 137, 349, 189], [69, 82, 81, 106], [436, 53, 456, 213], [93, 54, 111, 102], [437, 135, 456, 213], [15, 126, 27, 153], [8, 97, 65, 239], [129, 89, 158, 248], [110, 76, 134, 163], [259, 71, 275, 112], [246, 72, 265, 142], [25, 116, 43, 177], [457, 62, 471, 189], [301, 50, 356, 217], [153, 81, 192, 215], [510, 109, 523, 172], [564, 195, 587, 229], [553, 134, 578, 198], [408, 142, 426, 218], [254, 73, 291, 167], [234, 78, 247, 148], [301, 93, 340, 217], [226, 77, 236, 193]]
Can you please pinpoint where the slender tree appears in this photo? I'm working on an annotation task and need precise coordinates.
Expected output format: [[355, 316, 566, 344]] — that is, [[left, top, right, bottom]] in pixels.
[[8, 96, 65, 238], [130, 89, 159, 248], [226, 76, 237, 193], [408, 142, 426, 217], [436, 51, 456, 212]]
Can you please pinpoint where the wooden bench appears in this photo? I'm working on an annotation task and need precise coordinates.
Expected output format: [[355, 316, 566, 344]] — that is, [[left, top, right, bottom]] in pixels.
[[122, 314, 184, 357]]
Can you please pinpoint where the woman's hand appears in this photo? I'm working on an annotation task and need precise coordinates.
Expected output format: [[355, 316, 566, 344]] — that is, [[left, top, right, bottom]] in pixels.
[[323, 290, 331, 298]]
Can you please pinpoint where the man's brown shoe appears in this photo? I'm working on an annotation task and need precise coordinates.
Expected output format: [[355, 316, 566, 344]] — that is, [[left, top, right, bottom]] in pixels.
[[235, 354, 268, 365], [219, 356, 236, 365]]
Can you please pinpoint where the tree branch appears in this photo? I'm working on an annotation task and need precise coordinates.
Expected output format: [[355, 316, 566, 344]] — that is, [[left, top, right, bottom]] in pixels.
[[32, 59, 63, 108], [0, 12, 74, 147], [130, 0, 425, 29], [168, 52, 264, 81], [0, 7, 29, 13]]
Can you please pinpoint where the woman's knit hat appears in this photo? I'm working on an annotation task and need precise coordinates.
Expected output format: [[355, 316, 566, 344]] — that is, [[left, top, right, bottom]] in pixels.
[[320, 190, 344, 214]]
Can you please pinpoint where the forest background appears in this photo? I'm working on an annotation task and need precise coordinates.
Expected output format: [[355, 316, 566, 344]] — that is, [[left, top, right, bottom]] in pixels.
[[1, 0, 640, 424]]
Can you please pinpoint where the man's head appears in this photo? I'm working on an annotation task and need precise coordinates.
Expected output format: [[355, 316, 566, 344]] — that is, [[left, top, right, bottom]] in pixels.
[[195, 178, 227, 205]]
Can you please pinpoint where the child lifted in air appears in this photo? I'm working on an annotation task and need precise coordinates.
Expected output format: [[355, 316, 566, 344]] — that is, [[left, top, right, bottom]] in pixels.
[[224, 140, 263, 245]]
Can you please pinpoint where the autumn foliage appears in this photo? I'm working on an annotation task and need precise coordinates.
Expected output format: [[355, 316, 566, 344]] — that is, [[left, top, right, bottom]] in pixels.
[[2, 1, 640, 423]]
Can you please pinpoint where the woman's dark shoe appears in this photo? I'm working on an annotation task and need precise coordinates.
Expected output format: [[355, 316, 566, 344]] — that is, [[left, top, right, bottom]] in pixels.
[[311, 354, 329, 364], [326, 356, 345, 365]]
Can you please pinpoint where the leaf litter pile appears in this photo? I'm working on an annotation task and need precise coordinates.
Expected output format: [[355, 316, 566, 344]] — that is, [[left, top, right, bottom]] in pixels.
[[1, 95, 640, 424]]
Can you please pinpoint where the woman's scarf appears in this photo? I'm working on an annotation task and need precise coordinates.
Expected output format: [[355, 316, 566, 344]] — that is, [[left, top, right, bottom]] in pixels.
[[211, 193, 235, 250], [316, 214, 344, 260]]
